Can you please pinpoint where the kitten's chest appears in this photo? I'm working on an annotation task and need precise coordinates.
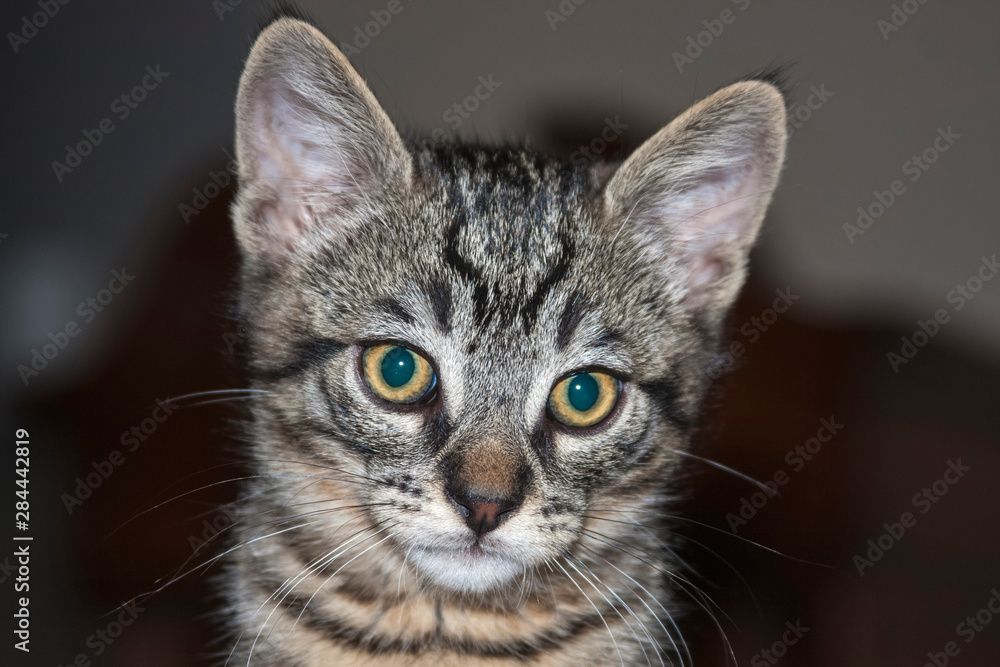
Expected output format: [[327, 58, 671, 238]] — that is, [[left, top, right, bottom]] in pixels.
[[228, 528, 661, 666]]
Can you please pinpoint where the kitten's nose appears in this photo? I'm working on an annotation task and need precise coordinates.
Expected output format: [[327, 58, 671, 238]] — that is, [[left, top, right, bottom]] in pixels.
[[445, 486, 520, 537]]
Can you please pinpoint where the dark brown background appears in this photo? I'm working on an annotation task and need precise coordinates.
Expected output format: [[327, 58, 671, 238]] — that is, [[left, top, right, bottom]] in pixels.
[[2, 1, 998, 665]]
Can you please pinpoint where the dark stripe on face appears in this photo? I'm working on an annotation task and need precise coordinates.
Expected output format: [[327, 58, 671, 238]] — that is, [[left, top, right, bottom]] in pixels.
[[422, 410, 452, 455], [638, 376, 691, 431], [556, 293, 588, 350], [521, 231, 574, 333], [490, 294, 521, 331], [260, 575, 611, 658], [609, 444, 668, 498], [374, 297, 415, 325], [318, 374, 377, 456], [540, 499, 579, 517], [426, 281, 452, 332], [529, 426, 554, 469], [443, 207, 493, 328], [592, 328, 622, 348], [271, 403, 375, 467], [255, 337, 347, 382]]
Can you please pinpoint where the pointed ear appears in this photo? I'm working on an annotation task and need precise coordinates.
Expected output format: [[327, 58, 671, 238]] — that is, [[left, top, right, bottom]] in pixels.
[[604, 81, 787, 318], [233, 18, 411, 262]]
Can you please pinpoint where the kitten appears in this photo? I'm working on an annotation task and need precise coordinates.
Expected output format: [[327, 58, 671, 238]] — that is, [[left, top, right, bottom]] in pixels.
[[222, 15, 787, 666]]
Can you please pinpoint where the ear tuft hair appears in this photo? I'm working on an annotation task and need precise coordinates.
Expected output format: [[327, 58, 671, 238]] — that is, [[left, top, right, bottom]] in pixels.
[[735, 61, 797, 111], [254, 1, 317, 41]]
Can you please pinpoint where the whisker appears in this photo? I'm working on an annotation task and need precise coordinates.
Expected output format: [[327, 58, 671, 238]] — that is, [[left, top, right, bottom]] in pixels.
[[252, 525, 398, 664], [672, 449, 773, 495], [591, 505, 841, 572], [576, 541, 688, 667], [222, 630, 244, 667], [248, 524, 389, 661], [177, 395, 262, 408], [567, 527, 737, 664], [167, 388, 272, 402], [105, 472, 364, 541], [109, 454, 384, 542], [104, 474, 291, 541], [564, 556, 659, 667], [253, 526, 372, 619], [555, 559, 625, 667], [569, 526, 717, 612], [582, 512, 758, 606], [582, 511, 701, 578], [292, 528, 396, 629], [105, 509, 380, 624], [184, 503, 390, 575]]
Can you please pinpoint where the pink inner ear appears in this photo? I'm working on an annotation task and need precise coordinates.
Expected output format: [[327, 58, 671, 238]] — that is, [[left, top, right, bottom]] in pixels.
[[257, 201, 309, 254], [686, 255, 730, 295], [246, 85, 368, 256], [254, 85, 359, 196], [658, 156, 769, 302]]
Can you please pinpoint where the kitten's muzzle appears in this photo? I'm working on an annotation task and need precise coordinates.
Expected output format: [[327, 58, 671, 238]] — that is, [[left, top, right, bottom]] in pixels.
[[440, 442, 532, 538], [445, 487, 520, 537]]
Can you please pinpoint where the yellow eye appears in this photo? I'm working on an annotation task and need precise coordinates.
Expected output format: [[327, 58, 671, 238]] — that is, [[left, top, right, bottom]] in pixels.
[[548, 371, 621, 428], [362, 344, 437, 404]]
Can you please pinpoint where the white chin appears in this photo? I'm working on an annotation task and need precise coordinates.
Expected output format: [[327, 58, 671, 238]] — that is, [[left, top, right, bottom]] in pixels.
[[411, 546, 523, 593]]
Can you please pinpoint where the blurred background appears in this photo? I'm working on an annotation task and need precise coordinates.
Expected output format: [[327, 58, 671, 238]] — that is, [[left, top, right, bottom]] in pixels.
[[2, 0, 998, 664]]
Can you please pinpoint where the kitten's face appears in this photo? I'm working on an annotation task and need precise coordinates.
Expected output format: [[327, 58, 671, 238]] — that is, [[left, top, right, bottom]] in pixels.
[[256, 150, 704, 593], [233, 19, 786, 596]]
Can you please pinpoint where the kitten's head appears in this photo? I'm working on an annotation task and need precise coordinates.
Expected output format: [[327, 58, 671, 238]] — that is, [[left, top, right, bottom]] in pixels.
[[232, 19, 787, 595]]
